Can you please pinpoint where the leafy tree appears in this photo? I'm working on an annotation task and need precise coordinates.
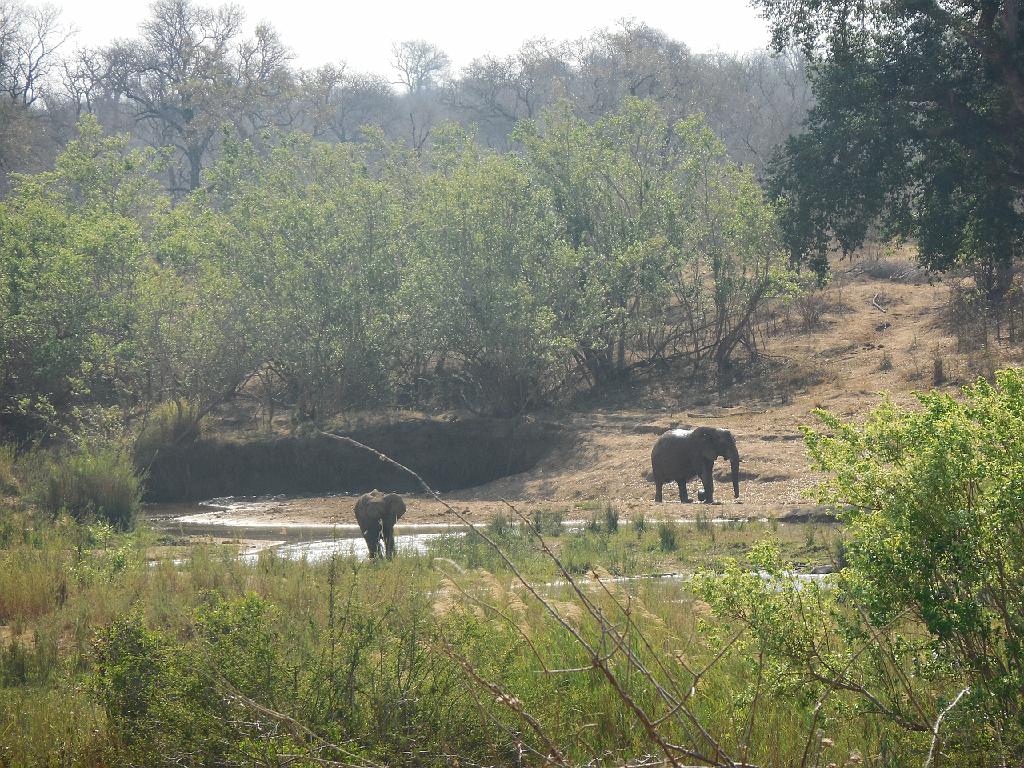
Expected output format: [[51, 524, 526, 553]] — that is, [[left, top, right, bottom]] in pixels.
[[201, 135, 406, 423], [517, 98, 789, 382], [404, 128, 574, 415], [758, 0, 1024, 290], [0, 117, 165, 438]]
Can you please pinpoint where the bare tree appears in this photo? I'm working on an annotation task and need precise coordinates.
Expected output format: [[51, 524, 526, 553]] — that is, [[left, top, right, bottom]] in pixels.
[[450, 39, 572, 148], [298, 63, 395, 143], [234, 21, 296, 140], [0, 1, 71, 191], [103, 0, 293, 193], [390, 39, 449, 94], [0, 0, 71, 105], [573, 20, 696, 120]]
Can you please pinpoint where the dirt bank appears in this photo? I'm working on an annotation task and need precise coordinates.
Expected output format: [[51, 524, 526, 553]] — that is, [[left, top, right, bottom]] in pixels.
[[144, 417, 564, 502]]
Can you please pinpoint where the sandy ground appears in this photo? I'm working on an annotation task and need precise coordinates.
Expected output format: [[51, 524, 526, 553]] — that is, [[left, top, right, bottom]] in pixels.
[[158, 264, 1012, 530]]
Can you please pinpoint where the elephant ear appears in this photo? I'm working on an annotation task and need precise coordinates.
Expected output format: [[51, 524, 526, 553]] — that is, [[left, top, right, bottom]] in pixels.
[[698, 429, 720, 463], [388, 494, 407, 519]]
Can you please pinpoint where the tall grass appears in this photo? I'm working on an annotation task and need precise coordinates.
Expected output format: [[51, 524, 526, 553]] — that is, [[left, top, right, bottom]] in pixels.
[[658, 521, 679, 551], [0, 505, 909, 768], [29, 442, 142, 529]]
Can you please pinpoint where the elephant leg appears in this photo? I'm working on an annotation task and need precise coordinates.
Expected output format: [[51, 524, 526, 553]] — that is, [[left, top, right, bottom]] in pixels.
[[700, 465, 715, 504], [383, 522, 397, 560], [655, 481, 663, 503], [678, 482, 690, 503], [361, 525, 381, 559]]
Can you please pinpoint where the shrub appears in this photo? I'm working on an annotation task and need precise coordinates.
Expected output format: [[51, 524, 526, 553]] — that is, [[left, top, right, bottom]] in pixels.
[[602, 504, 619, 533], [30, 442, 142, 529], [632, 512, 647, 536], [794, 290, 830, 330], [657, 522, 678, 552], [486, 512, 513, 538], [531, 509, 564, 537], [695, 511, 713, 538]]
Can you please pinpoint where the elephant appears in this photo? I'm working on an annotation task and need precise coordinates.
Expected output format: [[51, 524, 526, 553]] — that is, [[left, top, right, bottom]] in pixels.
[[651, 427, 740, 504], [354, 489, 406, 559]]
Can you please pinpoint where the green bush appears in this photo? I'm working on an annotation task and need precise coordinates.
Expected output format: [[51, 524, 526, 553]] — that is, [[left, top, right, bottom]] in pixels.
[[602, 504, 619, 533], [657, 522, 678, 551], [31, 442, 142, 529], [698, 369, 1024, 761], [632, 512, 647, 536], [531, 508, 564, 537]]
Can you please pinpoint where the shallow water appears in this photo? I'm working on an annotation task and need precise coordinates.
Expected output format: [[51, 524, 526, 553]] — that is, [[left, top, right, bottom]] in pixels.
[[145, 495, 839, 565], [239, 533, 455, 563]]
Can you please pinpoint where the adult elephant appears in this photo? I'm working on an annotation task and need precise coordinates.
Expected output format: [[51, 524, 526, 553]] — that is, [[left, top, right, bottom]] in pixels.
[[651, 427, 740, 504], [354, 490, 407, 559]]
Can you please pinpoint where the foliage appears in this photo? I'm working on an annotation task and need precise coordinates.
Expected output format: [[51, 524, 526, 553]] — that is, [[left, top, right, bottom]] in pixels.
[[3, 97, 792, 435], [0, 507, 880, 768], [805, 370, 1024, 735], [0, 443, 17, 495], [0, 117, 166, 440], [697, 368, 1024, 763], [602, 504, 619, 533], [405, 129, 575, 414], [132, 400, 203, 470], [657, 521, 678, 551], [758, 0, 1024, 288], [517, 99, 792, 381]]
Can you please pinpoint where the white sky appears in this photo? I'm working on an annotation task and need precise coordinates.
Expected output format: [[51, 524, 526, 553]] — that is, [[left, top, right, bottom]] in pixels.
[[58, 0, 771, 75]]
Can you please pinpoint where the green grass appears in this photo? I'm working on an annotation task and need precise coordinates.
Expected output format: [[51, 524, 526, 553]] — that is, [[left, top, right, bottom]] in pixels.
[[27, 442, 142, 529], [0, 503, 921, 768]]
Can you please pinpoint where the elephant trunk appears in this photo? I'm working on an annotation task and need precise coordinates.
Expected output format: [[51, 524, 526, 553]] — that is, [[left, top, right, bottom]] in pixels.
[[730, 448, 740, 499]]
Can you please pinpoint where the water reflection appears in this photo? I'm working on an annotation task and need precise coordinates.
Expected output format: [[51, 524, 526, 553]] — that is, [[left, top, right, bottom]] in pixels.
[[240, 532, 455, 563]]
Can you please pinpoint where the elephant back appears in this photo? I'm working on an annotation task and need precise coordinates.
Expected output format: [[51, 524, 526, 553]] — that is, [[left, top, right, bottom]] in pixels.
[[650, 429, 695, 478]]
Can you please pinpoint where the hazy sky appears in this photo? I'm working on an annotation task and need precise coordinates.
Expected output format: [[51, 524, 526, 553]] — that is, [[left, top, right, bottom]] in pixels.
[[58, 0, 770, 75]]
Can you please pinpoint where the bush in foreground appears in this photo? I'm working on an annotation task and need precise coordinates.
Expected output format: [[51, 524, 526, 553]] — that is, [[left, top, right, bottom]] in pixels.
[[698, 368, 1024, 762]]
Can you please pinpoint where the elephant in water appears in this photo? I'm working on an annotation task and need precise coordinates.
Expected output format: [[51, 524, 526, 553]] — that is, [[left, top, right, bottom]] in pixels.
[[354, 490, 407, 559], [651, 427, 740, 504]]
